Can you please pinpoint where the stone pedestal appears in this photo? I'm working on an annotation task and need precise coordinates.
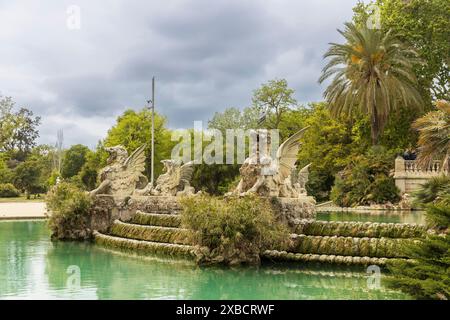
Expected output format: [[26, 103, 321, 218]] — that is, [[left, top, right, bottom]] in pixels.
[[87, 194, 316, 238], [89, 195, 182, 233], [269, 196, 316, 229]]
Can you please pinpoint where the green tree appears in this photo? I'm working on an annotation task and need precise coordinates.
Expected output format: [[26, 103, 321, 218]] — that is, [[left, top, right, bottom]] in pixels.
[[330, 146, 400, 207], [413, 100, 450, 172], [252, 79, 297, 131], [208, 106, 259, 133], [0, 156, 13, 184], [353, 0, 450, 102], [0, 96, 41, 160], [78, 146, 107, 190], [61, 144, 91, 179], [13, 160, 42, 198], [319, 22, 423, 145], [104, 108, 174, 179], [296, 103, 358, 201]]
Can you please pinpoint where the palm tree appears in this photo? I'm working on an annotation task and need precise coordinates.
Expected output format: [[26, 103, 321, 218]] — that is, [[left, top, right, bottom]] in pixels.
[[319, 22, 423, 145], [413, 100, 450, 172]]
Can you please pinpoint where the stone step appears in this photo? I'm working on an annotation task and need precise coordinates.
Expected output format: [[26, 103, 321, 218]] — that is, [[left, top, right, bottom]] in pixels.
[[110, 220, 190, 245], [288, 234, 413, 258], [131, 210, 181, 228], [94, 231, 196, 258], [293, 219, 426, 239], [262, 250, 399, 266]]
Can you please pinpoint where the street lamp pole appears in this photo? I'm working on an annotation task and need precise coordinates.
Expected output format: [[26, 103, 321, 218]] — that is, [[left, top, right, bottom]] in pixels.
[[151, 76, 155, 186]]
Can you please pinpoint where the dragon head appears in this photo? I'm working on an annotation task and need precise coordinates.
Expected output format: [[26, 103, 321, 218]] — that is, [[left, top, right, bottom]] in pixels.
[[161, 159, 184, 174], [105, 145, 128, 164]]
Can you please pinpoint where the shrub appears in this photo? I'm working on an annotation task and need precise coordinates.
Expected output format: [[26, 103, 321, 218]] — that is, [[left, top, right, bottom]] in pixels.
[[413, 176, 450, 207], [180, 194, 289, 266], [330, 147, 400, 206], [46, 182, 93, 240], [387, 178, 450, 300], [0, 183, 20, 197]]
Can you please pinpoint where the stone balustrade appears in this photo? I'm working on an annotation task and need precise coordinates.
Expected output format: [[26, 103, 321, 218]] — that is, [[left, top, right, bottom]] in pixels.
[[394, 157, 448, 194]]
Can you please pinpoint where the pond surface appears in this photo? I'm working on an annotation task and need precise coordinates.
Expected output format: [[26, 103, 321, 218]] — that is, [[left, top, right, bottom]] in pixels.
[[0, 220, 410, 300], [317, 211, 426, 225]]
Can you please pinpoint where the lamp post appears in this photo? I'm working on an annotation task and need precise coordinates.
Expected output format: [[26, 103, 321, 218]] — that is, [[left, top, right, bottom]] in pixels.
[[147, 77, 155, 186]]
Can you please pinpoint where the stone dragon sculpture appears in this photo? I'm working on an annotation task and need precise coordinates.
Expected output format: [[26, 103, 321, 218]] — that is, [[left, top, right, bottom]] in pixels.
[[136, 160, 196, 196], [90, 145, 197, 198], [230, 127, 311, 198], [90, 145, 147, 197]]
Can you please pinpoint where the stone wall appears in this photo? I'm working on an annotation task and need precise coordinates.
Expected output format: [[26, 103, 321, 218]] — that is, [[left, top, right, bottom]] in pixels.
[[87, 195, 182, 237], [88, 194, 317, 237], [394, 157, 448, 194], [293, 219, 426, 238]]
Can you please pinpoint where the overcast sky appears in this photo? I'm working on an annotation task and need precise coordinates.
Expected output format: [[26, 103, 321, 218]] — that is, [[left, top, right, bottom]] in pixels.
[[0, 0, 359, 148]]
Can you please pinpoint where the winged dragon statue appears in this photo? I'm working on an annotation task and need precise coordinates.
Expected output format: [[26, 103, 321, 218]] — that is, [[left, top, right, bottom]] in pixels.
[[136, 160, 196, 196], [231, 127, 311, 198], [90, 145, 148, 197]]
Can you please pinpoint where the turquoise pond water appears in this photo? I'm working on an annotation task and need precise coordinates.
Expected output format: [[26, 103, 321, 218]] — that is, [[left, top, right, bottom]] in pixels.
[[0, 218, 414, 300]]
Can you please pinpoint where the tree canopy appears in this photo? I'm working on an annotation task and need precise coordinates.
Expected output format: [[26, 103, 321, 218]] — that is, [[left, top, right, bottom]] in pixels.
[[319, 22, 423, 145]]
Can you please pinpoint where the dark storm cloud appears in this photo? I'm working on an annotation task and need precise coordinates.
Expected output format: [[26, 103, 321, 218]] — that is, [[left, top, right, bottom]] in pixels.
[[0, 0, 358, 147]]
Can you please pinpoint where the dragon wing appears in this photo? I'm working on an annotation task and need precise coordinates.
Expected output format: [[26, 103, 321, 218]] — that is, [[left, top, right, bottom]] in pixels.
[[123, 144, 147, 184], [180, 161, 195, 183], [299, 163, 312, 175], [276, 127, 309, 182]]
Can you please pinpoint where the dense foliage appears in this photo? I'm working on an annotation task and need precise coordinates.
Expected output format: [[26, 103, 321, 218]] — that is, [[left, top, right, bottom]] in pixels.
[[353, 0, 450, 102], [413, 100, 450, 172], [0, 95, 41, 160], [104, 109, 174, 179], [319, 22, 422, 145], [61, 144, 90, 179], [0, 183, 20, 197], [387, 176, 450, 300], [46, 182, 93, 240], [330, 147, 400, 207], [180, 194, 289, 266]]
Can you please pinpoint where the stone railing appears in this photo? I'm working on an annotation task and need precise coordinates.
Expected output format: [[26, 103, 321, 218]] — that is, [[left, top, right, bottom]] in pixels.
[[394, 157, 448, 194], [403, 159, 443, 174]]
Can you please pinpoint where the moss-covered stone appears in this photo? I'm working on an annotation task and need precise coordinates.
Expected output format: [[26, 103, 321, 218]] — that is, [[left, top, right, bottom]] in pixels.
[[288, 234, 408, 258], [110, 220, 191, 245], [293, 220, 426, 239], [131, 210, 181, 228], [94, 231, 196, 258], [262, 250, 397, 266]]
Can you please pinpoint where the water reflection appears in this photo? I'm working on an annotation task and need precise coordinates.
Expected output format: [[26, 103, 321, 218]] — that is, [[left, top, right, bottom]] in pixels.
[[0, 220, 410, 300]]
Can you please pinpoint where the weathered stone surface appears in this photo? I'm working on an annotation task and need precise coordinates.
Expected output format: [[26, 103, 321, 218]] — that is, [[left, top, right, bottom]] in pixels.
[[292, 219, 426, 238], [89, 145, 147, 198], [135, 160, 196, 197], [269, 197, 316, 227], [80, 195, 184, 239], [131, 211, 182, 228], [229, 128, 315, 201], [288, 234, 410, 258], [110, 220, 191, 245], [262, 250, 396, 266], [94, 231, 196, 258]]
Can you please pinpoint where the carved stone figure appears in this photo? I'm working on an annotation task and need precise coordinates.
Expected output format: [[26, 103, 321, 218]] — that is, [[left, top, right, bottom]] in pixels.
[[231, 128, 311, 198], [90, 145, 147, 197], [294, 163, 311, 195], [136, 160, 196, 196]]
